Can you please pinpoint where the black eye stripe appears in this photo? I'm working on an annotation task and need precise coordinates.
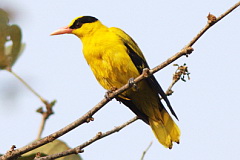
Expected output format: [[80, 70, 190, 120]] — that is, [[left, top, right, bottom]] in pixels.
[[70, 16, 98, 29]]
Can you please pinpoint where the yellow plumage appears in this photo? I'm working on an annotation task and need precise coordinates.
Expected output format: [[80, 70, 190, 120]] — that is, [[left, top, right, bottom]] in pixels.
[[51, 16, 180, 148]]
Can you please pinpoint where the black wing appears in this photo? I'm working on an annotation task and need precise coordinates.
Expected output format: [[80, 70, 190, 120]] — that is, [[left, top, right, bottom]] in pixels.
[[110, 27, 179, 120], [116, 96, 149, 124], [124, 42, 179, 120]]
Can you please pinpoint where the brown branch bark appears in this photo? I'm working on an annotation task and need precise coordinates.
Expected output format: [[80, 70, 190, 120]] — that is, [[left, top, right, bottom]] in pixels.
[[186, 1, 240, 47], [165, 64, 190, 96], [1, 2, 239, 160], [35, 117, 138, 160], [36, 100, 56, 140]]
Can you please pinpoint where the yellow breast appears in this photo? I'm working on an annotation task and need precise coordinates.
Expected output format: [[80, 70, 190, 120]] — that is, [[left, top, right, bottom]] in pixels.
[[81, 29, 139, 90]]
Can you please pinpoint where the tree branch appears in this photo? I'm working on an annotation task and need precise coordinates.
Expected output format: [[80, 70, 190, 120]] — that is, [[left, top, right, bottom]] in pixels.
[[140, 141, 153, 160], [165, 64, 190, 96], [1, 2, 239, 160], [8, 69, 45, 103], [35, 117, 139, 160], [36, 100, 56, 140], [186, 1, 240, 47]]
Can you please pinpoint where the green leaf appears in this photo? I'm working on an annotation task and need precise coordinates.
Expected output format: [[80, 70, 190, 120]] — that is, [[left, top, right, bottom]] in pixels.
[[0, 9, 25, 69], [20, 140, 82, 160], [4, 42, 25, 66]]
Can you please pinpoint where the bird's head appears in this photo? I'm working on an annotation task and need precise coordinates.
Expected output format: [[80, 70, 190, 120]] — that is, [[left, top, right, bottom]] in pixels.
[[50, 16, 102, 38]]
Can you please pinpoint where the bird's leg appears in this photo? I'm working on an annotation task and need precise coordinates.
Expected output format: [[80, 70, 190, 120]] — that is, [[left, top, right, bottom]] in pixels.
[[128, 77, 138, 90], [105, 87, 118, 100]]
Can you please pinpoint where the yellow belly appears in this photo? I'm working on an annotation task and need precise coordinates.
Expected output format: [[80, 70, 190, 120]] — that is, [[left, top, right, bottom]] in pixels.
[[83, 39, 139, 90], [87, 51, 139, 90]]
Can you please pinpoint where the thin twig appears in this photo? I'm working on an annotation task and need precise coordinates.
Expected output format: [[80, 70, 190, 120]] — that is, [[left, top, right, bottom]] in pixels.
[[36, 106, 54, 140], [7, 69, 56, 140], [36, 116, 47, 140], [36, 117, 138, 160], [8, 69, 46, 103], [165, 64, 190, 96], [1, 2, 239, 160], [36, 100, 56, 140], [186, 1, 240, 47], [140, 141, 153, 160]]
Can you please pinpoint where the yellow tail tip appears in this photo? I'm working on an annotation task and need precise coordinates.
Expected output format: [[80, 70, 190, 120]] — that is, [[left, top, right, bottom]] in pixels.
[[149, 118, 180, 149]]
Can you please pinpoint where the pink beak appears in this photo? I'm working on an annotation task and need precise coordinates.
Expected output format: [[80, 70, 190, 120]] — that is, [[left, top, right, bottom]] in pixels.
[[50, 26, 73, 35]]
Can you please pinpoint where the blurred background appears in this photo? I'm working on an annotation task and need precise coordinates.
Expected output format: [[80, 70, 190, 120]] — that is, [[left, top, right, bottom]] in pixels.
[[0, 0, 240, 159]]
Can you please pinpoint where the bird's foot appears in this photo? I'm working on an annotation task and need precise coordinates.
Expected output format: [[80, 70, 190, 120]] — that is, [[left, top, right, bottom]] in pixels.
[[105, 87, 118, 100], [128, 77, 138, 90]]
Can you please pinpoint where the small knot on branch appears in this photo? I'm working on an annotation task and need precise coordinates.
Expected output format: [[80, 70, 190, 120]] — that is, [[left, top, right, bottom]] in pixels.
[[165, 89, 174, 96], [207, 13, 217, 25], [142, 68, 150, 78], [37, 100, 56, 120], [45, 100, 56, 116], [86, 117, 94, 123], [96, 132, 103, 138], [47, 135, 55, 142], [5, 145, 17, 159], [10, 145, 16, 151], [128, 78, 138, 90], [181, 47, 194, 57], [75, 148, 84, 153]]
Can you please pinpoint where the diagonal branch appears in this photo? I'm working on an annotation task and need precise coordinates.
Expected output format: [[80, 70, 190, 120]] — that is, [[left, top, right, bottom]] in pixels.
[[186, 1, 240, 47], [35, 117, 139, 160], [8, 69, 46, 103], [140, 141, 153, 160], [1, 2, 239, 160]]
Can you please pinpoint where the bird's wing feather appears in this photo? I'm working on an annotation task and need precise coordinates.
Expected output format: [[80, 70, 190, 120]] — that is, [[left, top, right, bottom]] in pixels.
[[116, 95, 149, 124], [109, 27, 178, 120]]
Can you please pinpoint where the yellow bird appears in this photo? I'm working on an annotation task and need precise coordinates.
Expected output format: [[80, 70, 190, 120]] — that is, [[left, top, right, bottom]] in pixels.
[[51, 16, 180, 149]]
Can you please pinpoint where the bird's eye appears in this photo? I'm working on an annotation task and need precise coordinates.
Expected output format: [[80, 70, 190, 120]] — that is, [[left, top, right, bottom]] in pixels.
[[75, 21, 82, 28], [70, 20, 82, 29]]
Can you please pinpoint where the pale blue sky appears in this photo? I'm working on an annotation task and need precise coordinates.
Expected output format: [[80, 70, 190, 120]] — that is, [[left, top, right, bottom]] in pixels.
[[1, 1, 240, 160]]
